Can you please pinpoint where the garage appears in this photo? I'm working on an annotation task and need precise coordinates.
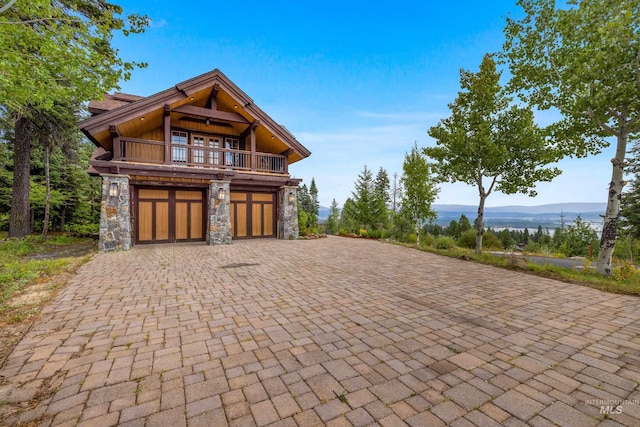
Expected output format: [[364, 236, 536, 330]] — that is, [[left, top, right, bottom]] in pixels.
[[136, 187, 206, 244], [230, 191, 276, 239]]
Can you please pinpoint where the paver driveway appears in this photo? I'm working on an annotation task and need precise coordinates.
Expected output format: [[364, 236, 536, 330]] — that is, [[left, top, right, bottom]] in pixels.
[[1, 237, 639, 426]]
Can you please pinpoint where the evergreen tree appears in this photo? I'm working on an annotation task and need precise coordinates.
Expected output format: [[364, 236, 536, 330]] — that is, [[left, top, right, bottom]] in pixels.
[[458, 214, 472, 234], [309, 178, 320, 226], [339, 198, 358, 233], [326, 198, 340, 234], [620, 144, 640, 239], [373, 167, 390, 229], [351, 165, 377, 230], [2, 1, 148, 237]]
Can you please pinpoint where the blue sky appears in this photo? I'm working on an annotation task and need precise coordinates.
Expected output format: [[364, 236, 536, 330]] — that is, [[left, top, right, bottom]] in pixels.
[[111, 0, 614, 208]]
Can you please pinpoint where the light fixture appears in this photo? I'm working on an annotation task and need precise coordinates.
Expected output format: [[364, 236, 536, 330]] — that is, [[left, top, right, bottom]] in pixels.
[[140, 116, 145, 121], [234, 104, 238, 109], [205, 118, 210, 126], [190, 97, 194, 101], [217, 187, 226, 201], [271, 135, 275, 139], [108, 182, 119, 197], [288, 193, 295, 204]]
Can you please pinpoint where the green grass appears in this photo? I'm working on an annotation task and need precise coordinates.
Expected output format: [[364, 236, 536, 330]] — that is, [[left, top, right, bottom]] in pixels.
[[0, 234, 95, 309], [396, 241, 640, 296]]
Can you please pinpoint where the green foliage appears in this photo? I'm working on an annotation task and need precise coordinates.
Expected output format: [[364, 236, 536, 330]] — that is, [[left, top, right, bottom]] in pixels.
[[0, 0, 149, 114], [620, 144, 640, 240], [435, 235, 456, 250], [482, 231, 503, 250], [339, 197, 359, 234], [325, 199, 340, 234], [503, 0, 640, 274], [297, 180, 319, 234], [613, 236, 640, 262], [554, 215, 599, 257], [612, 261, 639, 283], [66, 223, 99, 236], [0, 235, 93, 309], [458, 230, 502, 250], [426, 54, 560, 253], [349, 165, 388, 231], [400, 142, 438, 245]]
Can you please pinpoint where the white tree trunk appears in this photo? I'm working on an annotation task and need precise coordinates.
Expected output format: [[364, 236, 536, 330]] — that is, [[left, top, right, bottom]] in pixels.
[[475, 195, 486, 254], [597, 133, 628, 276]]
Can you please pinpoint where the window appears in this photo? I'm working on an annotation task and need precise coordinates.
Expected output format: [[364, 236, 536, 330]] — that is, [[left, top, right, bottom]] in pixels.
[[225, 137, 240, 166], [171, 131, 187, 163], [192, 136, 205, 164], [209, 137, 221, 165]]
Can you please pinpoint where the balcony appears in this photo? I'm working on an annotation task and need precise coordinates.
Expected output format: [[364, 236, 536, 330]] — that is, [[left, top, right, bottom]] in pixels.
[[112, 137, 288, 174]]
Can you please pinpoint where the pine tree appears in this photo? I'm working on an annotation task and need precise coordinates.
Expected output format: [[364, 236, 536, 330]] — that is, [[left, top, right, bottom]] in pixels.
[[309, 178, 319, 228], [326, 199, 340, 234], [351, 165, 377, 230], [373, 167, 390, 229]]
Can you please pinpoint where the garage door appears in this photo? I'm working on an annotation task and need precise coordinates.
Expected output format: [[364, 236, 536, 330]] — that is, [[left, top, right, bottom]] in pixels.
[[230, 192, 276, 239], [137, 188, 205, 243]]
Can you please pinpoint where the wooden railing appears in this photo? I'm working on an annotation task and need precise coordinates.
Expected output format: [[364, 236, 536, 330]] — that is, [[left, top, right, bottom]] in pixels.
[[113, 137, 288, 174]]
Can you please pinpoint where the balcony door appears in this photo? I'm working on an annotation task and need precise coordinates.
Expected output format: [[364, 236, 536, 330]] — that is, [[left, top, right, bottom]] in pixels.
[[192, 134, 221, 166]]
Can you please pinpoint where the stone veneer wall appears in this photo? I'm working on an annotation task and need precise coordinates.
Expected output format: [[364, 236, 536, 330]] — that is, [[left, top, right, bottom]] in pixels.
[[279, 186, 299, 240], [99, 174, 131, 252], [208, 180, 232, 245]]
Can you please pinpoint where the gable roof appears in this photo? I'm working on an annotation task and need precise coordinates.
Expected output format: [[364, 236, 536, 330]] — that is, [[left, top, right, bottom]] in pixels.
[[79, 69, 311, 161]]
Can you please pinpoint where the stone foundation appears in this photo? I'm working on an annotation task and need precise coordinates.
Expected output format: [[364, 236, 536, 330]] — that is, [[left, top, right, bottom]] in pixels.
[[98, 174, 131, 252], [279, 186, 299, 240], [208, 180, 232, 245]]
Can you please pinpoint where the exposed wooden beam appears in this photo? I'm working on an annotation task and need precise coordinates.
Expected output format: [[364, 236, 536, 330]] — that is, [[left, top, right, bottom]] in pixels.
[[109, 125, 120, 137], [172, 104, 250, 124], [164, 104, 171, 115], [240, 120, 260, 139], [209, 84, 221, 110], [280, 148, 294, 157]]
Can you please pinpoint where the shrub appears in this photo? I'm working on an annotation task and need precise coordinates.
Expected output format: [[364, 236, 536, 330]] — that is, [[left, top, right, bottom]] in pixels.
[[366, 229, 382, 239], [482, 232, 503, 250], [435, 235, 455, 249], [67, 223, 99, 236], [457, 230, 502, 250], [420, 233, 435, 248], [613, 260, 638, 282], [0, 213, 8, 232], [457, 230, 476, 249]]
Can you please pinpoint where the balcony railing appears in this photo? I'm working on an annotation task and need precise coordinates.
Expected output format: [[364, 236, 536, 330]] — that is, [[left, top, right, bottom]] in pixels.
[[113, 137, 288, 174]]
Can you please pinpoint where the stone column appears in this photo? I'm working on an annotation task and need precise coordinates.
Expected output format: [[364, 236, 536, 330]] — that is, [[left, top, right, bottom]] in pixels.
[[99, 174, 131, 252], [208, 180, 232, 245], [279, 186, 299, 240]]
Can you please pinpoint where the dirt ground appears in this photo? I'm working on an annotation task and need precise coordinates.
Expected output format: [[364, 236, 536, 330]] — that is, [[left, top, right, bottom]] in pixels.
[[0, 241, 96, 370]]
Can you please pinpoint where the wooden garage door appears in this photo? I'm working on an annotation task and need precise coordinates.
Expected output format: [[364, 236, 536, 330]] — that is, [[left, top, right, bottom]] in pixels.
[[137, 188, 205, 244], [230, 192, 275, 239]]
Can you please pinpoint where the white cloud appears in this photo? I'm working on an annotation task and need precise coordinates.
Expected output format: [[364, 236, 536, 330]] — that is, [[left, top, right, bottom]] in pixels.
[[150, 18, 168, 29]]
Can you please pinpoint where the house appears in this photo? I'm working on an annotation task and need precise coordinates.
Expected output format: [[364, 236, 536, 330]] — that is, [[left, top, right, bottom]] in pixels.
[[79, 69, 311, 251]]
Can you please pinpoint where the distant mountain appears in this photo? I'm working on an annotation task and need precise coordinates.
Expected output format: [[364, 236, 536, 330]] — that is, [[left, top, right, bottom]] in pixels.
[[317, 202, 607, 228], [434, 202, 606, 215], [319, 206, 331, 221], [433, 202, 606, 228]]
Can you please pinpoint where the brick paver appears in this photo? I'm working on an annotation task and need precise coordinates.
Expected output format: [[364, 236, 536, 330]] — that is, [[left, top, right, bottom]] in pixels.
[[1, 237, 639, 426]]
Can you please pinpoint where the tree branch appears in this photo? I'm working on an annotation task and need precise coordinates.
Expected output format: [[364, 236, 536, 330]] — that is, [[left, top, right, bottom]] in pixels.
[[0, 17, 84, 25]]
